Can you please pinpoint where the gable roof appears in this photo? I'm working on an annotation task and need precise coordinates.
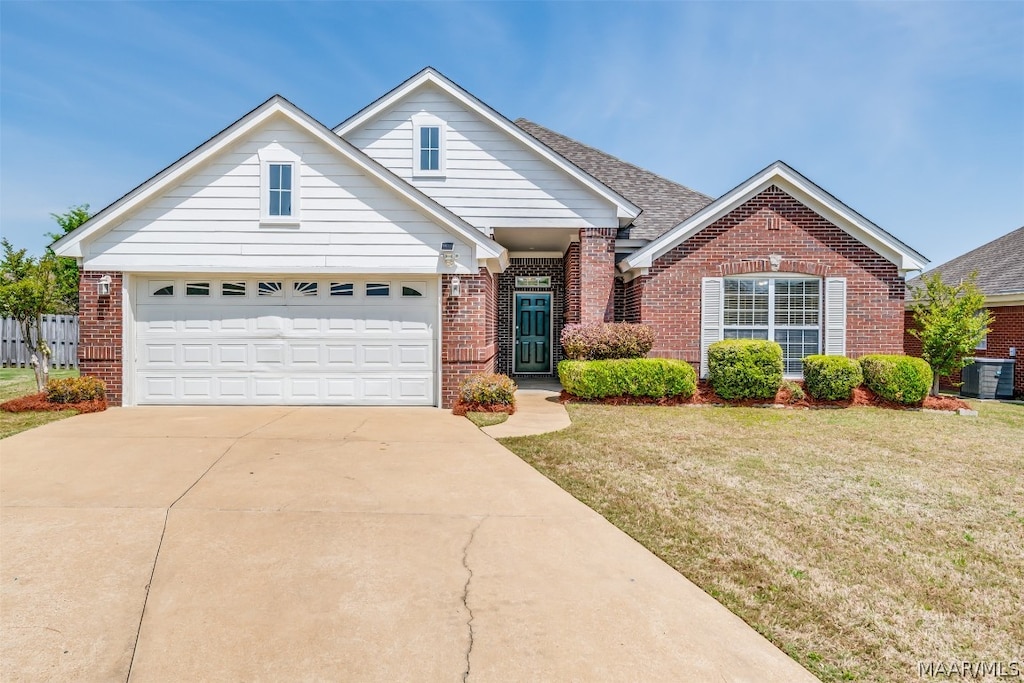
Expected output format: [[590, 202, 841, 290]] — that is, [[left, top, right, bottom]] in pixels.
[[907, 226, 1024, 300], [333, 67, 641, 226], [52, 95, 506, 266], [514, 119, 714, 241], [620, 161, 929, 277]]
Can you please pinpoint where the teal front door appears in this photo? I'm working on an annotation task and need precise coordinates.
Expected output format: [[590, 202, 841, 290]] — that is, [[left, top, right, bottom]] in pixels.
[[514, 293, 551, 373]]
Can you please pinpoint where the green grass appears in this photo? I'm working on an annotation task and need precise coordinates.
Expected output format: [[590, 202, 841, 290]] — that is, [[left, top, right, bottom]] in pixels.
[[0, 367, 80, 439], [465, 411, 509, 428], [500, 401, 1024, 683]]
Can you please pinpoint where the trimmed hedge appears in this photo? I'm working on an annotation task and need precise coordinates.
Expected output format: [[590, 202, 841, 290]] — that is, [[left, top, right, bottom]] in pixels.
[[859, 355, 932, 405], [803, 355, 863, 400], [458, 373, 517, 406], [561, 322, 655, 360], [558, 358, 697, 399], [707, 339, 783, 400], [46, 376, 106, 403]]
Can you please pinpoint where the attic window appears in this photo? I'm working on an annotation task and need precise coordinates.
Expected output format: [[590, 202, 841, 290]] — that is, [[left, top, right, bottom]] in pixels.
[[412, 114, 445, 177], [258, 145, 301, 224]]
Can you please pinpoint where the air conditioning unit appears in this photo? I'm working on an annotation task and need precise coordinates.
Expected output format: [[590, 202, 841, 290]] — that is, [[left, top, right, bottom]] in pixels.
[[960, 358, 1015, 400]]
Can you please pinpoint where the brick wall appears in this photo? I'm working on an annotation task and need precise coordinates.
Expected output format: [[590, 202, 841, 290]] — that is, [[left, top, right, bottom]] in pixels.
[[637, 185, 906, 367], [497, 258, 565, 378], [440, 269, 498, 408], [579, 228, 616, 324], [78, 270, 124, 405], [905, 305, 1024, 397], [563, 241, 581, 325]]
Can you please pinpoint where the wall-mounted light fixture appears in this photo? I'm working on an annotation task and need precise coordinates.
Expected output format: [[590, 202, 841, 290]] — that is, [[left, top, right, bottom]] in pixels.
[[440, 242, 459, 268], [97, 274, 112, 297], [450, 275, 461, 298]]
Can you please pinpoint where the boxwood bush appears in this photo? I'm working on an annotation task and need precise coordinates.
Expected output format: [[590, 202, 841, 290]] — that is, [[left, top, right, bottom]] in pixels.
[[802, 355, 863, 400], [458, 373, 517, 406], [561, 322, 655, 360], [46, 376, 106, 403], [859, 355, 932, 405], [707, 339, 783, 400], [558, 358, 697, 399]]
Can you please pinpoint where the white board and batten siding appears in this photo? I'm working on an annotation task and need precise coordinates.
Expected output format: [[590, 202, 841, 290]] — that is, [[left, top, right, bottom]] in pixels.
[[344, 83, 620, 231], [83, 115, 475, 274], [132, 276, 438, 405]]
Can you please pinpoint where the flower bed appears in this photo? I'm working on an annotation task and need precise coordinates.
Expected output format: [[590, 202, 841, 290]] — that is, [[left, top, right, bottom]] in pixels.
[[1, 392, 107, 414]]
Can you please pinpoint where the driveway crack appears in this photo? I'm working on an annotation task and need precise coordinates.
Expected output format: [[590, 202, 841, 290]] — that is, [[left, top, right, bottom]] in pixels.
[[461, 516, 486, 683]]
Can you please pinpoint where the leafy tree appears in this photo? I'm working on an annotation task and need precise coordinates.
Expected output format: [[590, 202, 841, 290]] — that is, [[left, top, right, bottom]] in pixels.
[[45, 204, 90, 312], [908, 271, 992, 396], [0, 239, 66, 391]]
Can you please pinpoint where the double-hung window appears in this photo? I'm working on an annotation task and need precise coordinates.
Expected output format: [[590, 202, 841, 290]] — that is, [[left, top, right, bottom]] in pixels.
[[419, 126, 440, 172], [412, 113, 445, 176], [258, 145, 301, 224], [268, 163, 292, 217], [723, 277, 821, 374]]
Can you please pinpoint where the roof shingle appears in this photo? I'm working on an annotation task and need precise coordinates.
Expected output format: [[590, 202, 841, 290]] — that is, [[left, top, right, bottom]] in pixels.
[[907, 226, 1024, 297], [514, 118, 713, 240]]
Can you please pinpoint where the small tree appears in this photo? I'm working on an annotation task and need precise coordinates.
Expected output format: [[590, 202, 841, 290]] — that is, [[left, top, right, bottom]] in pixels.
[[908, 271, 992, 396], [0, 239, 66, 391], [46, 204, 91, 312]]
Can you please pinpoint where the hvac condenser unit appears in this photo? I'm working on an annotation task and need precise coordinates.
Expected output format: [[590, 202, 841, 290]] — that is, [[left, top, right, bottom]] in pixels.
[[959, 358, 1015, 400]]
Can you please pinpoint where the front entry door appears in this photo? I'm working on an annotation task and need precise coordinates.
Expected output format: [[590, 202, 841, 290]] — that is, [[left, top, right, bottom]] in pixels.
[[514, 293, 551, 373]]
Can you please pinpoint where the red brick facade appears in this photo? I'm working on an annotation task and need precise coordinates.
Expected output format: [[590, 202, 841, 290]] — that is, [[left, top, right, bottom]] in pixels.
[[563, 241, 581, 325], [440, 269, 498, 408], [625, 186, 906, 367], [78, 270, 124, 405], [905, 305, 1024, 397], [578, 228, 617, 325]]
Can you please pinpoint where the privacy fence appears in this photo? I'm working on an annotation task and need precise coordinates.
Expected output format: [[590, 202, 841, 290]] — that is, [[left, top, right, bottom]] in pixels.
[[1, 315, 79, 368]]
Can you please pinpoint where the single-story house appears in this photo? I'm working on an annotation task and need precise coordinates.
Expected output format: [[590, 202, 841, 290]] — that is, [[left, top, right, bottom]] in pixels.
[[54, 67, 928, 407], [904, 226, 1023, 397]]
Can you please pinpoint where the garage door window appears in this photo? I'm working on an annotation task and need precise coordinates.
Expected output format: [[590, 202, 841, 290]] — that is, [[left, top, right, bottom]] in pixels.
[[186, 282, 210, 296], [259, 281, 283, 297], [293, 281, 318, 297], [330, 282, 353, 296], [151, 282, 174, 297], [402, 282, 425, 297], [366, 283, 390, 297], [221, 282, 246, 297]]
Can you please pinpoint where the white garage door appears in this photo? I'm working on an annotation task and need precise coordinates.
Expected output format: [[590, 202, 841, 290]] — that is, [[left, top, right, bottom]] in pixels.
[[133, 276, 438, 405]]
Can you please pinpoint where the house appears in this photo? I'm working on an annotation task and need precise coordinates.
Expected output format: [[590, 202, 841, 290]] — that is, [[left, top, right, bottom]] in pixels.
[[53, 67, 928, 407], [904, 226, 1023, 397]]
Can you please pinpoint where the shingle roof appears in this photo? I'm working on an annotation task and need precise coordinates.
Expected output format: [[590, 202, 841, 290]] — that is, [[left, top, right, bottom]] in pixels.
[[514, 119, 713, 241], [907, 226, 1024, 297]]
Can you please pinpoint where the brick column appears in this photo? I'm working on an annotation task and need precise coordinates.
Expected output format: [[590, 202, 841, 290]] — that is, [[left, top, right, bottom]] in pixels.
[[579, 228, 617, 324], [78, 270, 124, 405], [563, 241, 580, 324], [440, 269, 498, 408]]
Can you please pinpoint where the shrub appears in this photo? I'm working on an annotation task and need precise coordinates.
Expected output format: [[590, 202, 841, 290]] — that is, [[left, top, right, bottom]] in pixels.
[[707, 339, 783, 400], [458, 373, 516, 406], [859, 355, 932, 405], [781, 379, 805, 403], [561, 323, 655, 361], [46, 376, 106, 403], [803, 355, 863, 401], [558, 358, 697, 399]]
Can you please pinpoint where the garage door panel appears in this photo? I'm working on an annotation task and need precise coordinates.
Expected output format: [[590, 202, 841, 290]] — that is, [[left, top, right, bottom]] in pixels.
[[135, 276, 437, 405]]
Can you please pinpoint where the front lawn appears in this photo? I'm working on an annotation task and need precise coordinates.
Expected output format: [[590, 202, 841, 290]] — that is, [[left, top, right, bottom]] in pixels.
[[500, 402, 1024, 683], [0, 367, 80, 439]]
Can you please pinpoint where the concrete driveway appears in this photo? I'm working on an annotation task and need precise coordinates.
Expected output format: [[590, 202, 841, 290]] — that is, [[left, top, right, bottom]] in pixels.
[[1, 407, 814, 682]]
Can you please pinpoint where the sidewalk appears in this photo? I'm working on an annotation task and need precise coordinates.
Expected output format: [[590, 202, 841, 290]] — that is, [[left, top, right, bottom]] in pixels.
[[481, 379, 572, 439]]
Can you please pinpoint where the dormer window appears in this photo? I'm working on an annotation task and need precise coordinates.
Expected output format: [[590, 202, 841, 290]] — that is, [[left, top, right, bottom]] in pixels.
[[412, 113, 445, 177], [258, 145, 301, 224]]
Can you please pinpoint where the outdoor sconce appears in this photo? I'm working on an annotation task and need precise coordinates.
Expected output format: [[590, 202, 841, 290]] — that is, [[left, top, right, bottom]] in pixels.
[[97, 275, 112, 297], [440, 242, 459, 268], [450, 276, 461, 298]]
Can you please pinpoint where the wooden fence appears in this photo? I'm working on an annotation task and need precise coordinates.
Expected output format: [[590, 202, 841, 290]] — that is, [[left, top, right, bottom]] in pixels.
[[1, 316, 79, 368]]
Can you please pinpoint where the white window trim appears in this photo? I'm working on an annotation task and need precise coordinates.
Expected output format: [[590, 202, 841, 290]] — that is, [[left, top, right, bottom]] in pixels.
[[258, 145, 301, 225], [411, 113, 446, 178]]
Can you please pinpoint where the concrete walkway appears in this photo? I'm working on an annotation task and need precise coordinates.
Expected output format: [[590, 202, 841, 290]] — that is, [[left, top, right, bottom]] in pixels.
[[1, 407, 815, 682], [481, 380, 571, 438]]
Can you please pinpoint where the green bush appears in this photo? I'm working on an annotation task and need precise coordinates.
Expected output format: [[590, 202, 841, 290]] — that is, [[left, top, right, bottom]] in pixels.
[[859, 355, 932, 405], [707, 339, 783, 400], [458, 373, 516, 406], [803, 355, 863, 400], [558, 358, 697, 399], [46, 376, 106, 403]]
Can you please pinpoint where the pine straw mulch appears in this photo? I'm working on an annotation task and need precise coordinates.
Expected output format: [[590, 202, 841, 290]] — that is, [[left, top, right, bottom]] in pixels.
[[560, 381, 972, 412], [0, 392, 107, 414], [451, 399, 516, 416]]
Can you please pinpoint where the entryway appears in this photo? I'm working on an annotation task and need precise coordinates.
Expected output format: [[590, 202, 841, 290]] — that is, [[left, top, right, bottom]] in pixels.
[[513, 292, 551, 373]]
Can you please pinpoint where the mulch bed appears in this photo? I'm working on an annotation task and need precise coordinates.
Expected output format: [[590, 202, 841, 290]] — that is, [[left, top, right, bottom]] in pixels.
[[561, 381, 972, 412], [0, 392, 107, 414], [451, 399, 516, 416]]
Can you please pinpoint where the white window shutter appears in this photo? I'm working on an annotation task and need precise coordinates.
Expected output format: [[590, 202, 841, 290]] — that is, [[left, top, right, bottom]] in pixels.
[[823, 277, 847, 356], [700, 277, 724, 378]]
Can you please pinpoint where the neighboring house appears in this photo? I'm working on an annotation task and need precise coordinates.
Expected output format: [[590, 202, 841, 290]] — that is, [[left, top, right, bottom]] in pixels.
[[904, 226, 1024, 397], [54, 67, 928, 407]]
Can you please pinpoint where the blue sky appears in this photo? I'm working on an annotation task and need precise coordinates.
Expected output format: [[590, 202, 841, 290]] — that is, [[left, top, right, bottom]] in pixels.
[[1, 1, 1021, 269]]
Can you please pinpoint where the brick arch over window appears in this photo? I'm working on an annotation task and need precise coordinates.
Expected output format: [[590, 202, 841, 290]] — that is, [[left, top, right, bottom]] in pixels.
[[717, 258, 831, 277]]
